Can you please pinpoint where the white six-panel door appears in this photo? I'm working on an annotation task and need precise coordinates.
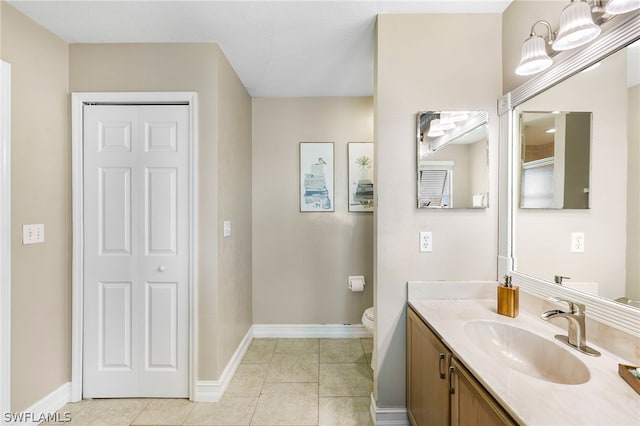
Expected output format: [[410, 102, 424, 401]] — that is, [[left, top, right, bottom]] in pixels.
[[82, 105, 189, 397]]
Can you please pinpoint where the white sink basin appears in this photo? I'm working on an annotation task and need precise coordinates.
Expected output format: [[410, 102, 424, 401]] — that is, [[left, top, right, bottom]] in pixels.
[[464, 320, 590, 385]]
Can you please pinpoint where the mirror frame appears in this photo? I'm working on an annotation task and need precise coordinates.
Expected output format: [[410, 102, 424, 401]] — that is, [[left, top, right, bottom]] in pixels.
[[497, 12, 640, 337]]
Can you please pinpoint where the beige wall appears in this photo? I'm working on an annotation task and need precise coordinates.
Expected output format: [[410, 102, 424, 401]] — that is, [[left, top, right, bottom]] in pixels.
[[374, 14, 502, 408], [252, 97, 374, 324], [215, 49, 253, 376], [69, 43, 252, 380], [1, 3, 71, 412]]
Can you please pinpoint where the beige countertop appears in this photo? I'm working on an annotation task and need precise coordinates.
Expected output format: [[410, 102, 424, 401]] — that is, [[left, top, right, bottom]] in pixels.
[[408, 298, 640, 426]]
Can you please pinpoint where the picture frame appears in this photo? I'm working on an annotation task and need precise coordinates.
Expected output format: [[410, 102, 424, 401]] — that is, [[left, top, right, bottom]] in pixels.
[[348, 142, 374, 212], [300, 142, 334, 212]]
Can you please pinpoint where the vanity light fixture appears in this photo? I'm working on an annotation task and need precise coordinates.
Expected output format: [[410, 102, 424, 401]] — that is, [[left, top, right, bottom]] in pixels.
[[514, 0, 622, 76], [552, 0, 601, 51], [438, 113, 457, 131], [515, 20, 555, 76], [427, 119, 445, 137], [605, 0, 640, 14]]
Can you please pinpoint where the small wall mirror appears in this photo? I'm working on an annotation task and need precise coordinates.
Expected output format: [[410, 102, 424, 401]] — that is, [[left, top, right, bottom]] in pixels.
[[416, 111, 489, 209], [519, 111, 591, 209]]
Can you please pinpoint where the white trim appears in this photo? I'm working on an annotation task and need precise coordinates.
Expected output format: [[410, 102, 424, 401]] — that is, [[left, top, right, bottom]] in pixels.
[[188, 93, 200, 402], [252, 324, 372, 338], [71, 92, 198, 401], [193, 327, 253, 402], [4, 382, 71, 426], [369, 394, 409, 426], [0, 61, 12, 421]]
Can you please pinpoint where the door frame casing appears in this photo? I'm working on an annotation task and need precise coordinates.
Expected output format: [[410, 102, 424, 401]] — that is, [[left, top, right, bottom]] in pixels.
[[71, 92, 198, 401]]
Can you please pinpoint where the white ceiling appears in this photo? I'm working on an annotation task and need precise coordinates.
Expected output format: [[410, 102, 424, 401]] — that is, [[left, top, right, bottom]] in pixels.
[[7, 0, 512, 97]]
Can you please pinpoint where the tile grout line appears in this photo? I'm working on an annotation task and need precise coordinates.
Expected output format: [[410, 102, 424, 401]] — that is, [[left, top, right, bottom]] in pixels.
[[179, 399, 197, 426], [248, 338, 275, 426], [129, 399, 153, 426]]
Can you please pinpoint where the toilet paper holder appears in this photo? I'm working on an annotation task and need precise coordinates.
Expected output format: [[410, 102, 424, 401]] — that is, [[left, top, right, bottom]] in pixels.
[[348, 275, 366, 292]]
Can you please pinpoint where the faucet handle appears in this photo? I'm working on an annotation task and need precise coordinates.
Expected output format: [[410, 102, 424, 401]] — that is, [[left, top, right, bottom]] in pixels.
[[548, 297, 585, 314]]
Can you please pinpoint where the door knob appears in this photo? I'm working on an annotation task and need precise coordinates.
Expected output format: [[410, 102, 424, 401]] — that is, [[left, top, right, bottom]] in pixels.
[[159, 265, 167, 272]]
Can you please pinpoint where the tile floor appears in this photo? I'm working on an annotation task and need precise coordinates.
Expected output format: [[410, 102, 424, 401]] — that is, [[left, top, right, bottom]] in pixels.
[[42, 338, 374, 426]]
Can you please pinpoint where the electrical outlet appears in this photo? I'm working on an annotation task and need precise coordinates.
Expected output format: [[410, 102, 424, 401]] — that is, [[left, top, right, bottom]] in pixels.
[[23, 224, 45, 245], [571, 232, 585, 253], [223, 220, 232, 238], [419, 231, 432, 252]]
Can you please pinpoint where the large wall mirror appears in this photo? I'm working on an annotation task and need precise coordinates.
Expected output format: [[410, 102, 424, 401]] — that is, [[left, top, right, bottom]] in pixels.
[[498, 13, 640, 335], [514, 41, 637, 303], [416, 111, 489, 209]]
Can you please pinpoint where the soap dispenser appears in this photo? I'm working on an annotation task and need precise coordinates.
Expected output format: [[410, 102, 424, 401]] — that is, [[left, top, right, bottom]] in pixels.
[[497, 275, 519, 318]]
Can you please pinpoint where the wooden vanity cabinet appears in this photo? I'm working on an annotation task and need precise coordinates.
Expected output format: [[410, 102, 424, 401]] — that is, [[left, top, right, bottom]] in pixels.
[[450, 358, 516, 426], [407, 307, 451, 426], [407, 307, 517, 426]]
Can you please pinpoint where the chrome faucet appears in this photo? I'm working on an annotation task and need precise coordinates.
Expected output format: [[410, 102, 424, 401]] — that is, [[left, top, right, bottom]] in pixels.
[[541, 298, 601, 357]]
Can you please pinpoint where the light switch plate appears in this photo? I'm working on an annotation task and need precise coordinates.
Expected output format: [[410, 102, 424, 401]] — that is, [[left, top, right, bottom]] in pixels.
[[223, 220, 231, 238], [23, 224, 45, 244]]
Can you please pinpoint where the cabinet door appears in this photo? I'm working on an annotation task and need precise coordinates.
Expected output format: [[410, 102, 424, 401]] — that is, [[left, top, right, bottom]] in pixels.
[[450, 358, 516, 426], [407, 307, 450, 426]]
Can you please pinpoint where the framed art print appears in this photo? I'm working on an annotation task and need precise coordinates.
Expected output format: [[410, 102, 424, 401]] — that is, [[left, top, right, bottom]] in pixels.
[[300, 142, 334, 212], [348, 142, 374, 212]]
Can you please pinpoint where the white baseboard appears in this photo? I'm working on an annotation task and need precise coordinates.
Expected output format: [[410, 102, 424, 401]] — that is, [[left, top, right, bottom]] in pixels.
[[369, 393, 409, 426], [193, 327, 253, 402], [4, 382, 71, 426], [253, 323, 372, 338]]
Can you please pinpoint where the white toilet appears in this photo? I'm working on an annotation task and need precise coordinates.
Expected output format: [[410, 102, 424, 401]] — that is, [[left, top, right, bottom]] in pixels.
[[362, 306, 374, 334], [361, 306, 375, 370]]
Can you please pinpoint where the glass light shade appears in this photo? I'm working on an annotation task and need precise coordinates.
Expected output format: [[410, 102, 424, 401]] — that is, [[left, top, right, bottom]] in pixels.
[[605, 0, 640, 14], [438, 113, 456, 131], [427, 119, 445, 137], [515, 35, 553, 76], [552, 1, 601, 51]]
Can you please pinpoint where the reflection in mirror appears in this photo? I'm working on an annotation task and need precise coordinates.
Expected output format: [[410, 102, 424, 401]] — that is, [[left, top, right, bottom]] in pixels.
[[519, 111, 591, 209], [417, 111, 489, 209], [513, 40, 640, 308]]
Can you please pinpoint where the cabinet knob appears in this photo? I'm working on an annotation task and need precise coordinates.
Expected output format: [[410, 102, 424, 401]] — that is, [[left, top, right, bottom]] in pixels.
[[159, 265, 167, 272]]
